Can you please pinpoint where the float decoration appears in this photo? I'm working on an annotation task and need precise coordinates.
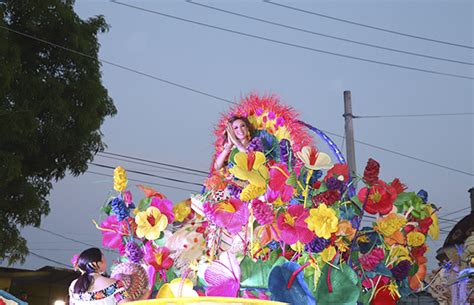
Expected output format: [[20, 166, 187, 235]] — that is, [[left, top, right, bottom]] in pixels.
[[88, 94, 440, 305]]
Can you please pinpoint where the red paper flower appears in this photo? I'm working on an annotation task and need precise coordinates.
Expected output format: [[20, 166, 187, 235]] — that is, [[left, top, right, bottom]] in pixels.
[[358, 180, 397, 215], [312, 190, 340, 206], [390, 178, 407, 194], [325, 163, 349, 183], [268, 163, 294, 202], [363, 158, 380, 186]]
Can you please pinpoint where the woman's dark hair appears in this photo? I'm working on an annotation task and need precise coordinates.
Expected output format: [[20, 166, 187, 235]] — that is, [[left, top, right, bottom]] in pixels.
[[73, 247, 103, 293]]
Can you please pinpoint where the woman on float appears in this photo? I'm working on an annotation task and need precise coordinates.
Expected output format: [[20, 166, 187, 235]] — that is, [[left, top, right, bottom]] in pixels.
[[214, 116, 254, 171]]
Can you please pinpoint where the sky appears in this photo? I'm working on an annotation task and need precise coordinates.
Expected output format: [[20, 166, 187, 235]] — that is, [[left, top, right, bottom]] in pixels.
[[3, 0, 473, 273]]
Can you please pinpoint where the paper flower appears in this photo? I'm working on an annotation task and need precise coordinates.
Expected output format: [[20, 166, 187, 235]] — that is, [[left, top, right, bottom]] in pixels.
[[359, 247, 385, 271], [407, 231, 425, 247], [135, 206, 168, 240], [305, 203, 338, 239], [277, 204, 314, 245], [296, 146, 332, 170], [376, 213, 406, 236], [157, 278, 198, 298], [229, 151, 269, 187], [111, 197, 130, 221], [137, 184, 166, 199], [207, 198, 249, 235], [358, 181, 397, 215], [268, 163, 294, 202], [205, 252, 241, 297], [321, 245, 337, 262], [113, 166, 128, 192], [325, 163, 349, 183], [363, 158, 380, 186], [336, 220, 356, 240], [240, 184, 266, 202], [150, 197, 174, 223], [144, 242, 173, 275], [172, 199, 192, 222], [125, 241, 144, 263], [100, 215, 125, 250], [252, 199, 275, 225]]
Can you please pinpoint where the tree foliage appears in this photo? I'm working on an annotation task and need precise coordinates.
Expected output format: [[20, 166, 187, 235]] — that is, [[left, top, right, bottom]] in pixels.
[[0, 0, 116, 264]]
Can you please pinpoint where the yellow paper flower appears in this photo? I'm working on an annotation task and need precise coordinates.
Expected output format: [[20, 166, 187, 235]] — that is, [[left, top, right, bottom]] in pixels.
[[376, 213, 406, 236], [296, 146, 332, 170], [407, 231, 426, 247], [274, 126, 291, 142], [173, 199, 191, 222], [113, 166, 128, 192], [240, 184, 266, 201], [156, 278, 199, 298], [321, 245, 336, 262], [335, 237, 349, 253], [305, 203, 338, 239], [290, 241, 305, 253], [230, 151, 269, 187], [135, 206, 168, 240], [428, 205, 439, 240], [390, 245, 412, 263]]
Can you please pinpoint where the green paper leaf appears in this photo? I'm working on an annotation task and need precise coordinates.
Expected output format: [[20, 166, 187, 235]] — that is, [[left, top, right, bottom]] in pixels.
[[137, 197, 152, 212], [100, 204, 112, 215], [408, 264, 419, 277], [315, 263, 361, 305], [240, 254, 287, 288]]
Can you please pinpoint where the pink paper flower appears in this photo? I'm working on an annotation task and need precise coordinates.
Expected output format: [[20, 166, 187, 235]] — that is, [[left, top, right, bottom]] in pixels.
[[144, 241, 173, 280], [359, 247, 385, 271], [208, 198, 250, 235], [268, 163, 294, 202], [100, 215, 125, 250], [277, 204, 314, 245], [150, 197, 175, 223]]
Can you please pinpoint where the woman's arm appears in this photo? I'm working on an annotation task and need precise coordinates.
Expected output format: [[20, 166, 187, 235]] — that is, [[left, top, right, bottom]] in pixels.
[[214, 143, 233, 171]]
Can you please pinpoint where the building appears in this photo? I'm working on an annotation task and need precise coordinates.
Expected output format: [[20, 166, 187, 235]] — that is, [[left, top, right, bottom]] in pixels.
[[0, 266, 77, 305]]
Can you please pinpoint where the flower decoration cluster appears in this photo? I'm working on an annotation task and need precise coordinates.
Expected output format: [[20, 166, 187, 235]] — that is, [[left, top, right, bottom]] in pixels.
[[90, 96, 440, 304]]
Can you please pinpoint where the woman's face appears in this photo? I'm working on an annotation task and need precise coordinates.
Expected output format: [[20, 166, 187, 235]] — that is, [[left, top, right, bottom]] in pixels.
[[231, 119, 248, 141], [98, 254, 107, 273]]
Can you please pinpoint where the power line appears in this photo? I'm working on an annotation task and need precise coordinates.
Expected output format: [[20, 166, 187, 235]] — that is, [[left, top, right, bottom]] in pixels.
[[110, 1, 474, 81], [439, 207, 470, 218], [89, 162, 204, 187], [29, 251, 71, 268], [0, 25, 235, 105], [100, 151, 209, 174], [187, 0, 474, 66], [97, 154, 208, 178], [0, 20, 470, 177], [354, 112, 474, 119], [34, 227, 115, 253], [264, 0, 474, 50], [318, 128, 474, 177], [86, 170, 200, 193]]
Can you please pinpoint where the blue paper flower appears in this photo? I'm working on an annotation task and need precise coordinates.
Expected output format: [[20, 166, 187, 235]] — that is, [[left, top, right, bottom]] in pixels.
[[110, 197, 130, 221], [268, 262, 315, 305]]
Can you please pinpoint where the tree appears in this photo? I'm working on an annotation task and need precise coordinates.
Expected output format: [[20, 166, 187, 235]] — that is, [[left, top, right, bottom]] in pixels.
[[0, 0, 117, 264]]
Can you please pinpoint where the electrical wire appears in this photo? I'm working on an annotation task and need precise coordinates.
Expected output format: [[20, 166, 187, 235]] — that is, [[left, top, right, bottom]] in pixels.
[[86, 170, 200, 193], [29, 251, 71, 268], [99, 151, 209, 174], [0, 25, 235, 105], [89, 162, 204, 187], [109, 1, 474, 80], [439, 207, 470, 218], [354, 112, 474, 119], [187, 0, 474, 66], [34, 227, 116, 253], [264, 0, 474, 50], [96, 154, 208, 177]]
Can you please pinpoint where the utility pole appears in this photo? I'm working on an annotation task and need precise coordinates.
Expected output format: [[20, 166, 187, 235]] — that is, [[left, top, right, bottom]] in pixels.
[[343, 91, 357, 185]]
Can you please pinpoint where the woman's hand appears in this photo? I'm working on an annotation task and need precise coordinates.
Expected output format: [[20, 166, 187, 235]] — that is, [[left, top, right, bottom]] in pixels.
[[226, 124, 240, 146]]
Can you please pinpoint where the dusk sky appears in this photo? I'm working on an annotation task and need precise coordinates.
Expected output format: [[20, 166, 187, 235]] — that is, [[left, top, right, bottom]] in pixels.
[[3, 0, 473, 272]]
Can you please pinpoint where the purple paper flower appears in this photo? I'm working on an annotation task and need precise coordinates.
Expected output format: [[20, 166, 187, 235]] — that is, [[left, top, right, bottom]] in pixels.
[[125, 241, 144, 263], [111, 197, 130, 221], [252, 199, 274, 225], [305, 237, 330, 253], [391, 260, 412, 281]]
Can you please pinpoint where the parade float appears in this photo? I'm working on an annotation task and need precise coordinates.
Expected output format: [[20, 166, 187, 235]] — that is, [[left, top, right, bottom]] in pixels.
[[86, 94, 441, 304]]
